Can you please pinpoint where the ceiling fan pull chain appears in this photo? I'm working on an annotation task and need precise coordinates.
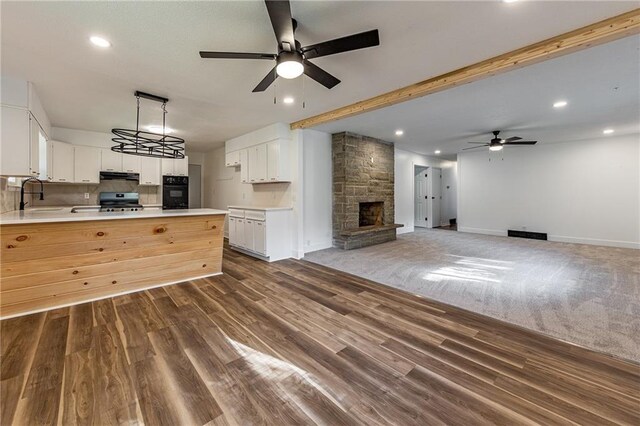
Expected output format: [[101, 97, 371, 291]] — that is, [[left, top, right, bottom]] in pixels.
[[135, 95, 140, 144], [302, 74, 306, 109]]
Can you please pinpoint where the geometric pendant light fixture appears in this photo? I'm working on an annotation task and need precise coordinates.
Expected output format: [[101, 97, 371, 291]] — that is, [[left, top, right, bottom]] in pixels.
[[111, 91, 185, 159]]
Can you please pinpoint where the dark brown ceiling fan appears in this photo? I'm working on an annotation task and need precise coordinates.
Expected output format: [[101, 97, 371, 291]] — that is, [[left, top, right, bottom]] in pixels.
[[463, 130, 538, 152], [199, 0, 380, 92]]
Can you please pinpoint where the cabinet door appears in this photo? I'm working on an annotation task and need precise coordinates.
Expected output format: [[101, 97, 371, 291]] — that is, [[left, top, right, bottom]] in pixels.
[[50, 141, 74, 183], [225, 151, 240, 167], [244, 220, 255, 252], [28, 113, 40, 176], [101, 148, 122, 172], [122, 154, 140, 173], [74, 146, 100, 183], [267, 140, 279, 182], [1, 107, 31, 177], [228, 217, 237, 245], [175, 156, 188, 176], [161, 158, 174, 176], [139, 157, 160, 185], [236, 219, 245, 248], [254, 220, 266, 255], [255, 144, 267, 183], [239, 149, 249, 183]]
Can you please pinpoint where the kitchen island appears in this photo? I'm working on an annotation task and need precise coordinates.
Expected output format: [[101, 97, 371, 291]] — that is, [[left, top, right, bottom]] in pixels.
[[0, 208, 227, 318]]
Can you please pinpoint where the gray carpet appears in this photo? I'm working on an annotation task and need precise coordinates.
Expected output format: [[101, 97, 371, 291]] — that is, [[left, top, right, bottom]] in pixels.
[[304, 228, 640, 363]]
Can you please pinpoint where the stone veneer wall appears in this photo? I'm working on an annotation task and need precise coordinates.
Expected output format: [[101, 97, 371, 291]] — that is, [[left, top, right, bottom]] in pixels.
[[332, 132, 395, 249]]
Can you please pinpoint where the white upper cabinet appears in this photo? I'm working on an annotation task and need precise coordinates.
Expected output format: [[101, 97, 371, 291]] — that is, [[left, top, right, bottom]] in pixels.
[[161, 156, 188, 176], [239, 149, 249, 183], [139, 156, 161, 186], [122, 154, 140, 173], [1, 78, 51, 177], [101, 148, 122, 172], [74, 146, 100, 184], [49, 140, 74, 183], [225, 150, 240, 167], [248, 144, 267, 183], [266, 139, 290, 182], [1, 107, 30, 177]]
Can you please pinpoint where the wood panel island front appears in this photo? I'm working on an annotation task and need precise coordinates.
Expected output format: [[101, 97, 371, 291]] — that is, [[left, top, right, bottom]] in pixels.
[[0, 208, 227, 318]]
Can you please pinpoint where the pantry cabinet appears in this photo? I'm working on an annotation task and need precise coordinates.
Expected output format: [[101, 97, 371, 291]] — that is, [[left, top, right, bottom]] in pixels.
[[74, 146, 100, 184], [227, 207, 292, 261]]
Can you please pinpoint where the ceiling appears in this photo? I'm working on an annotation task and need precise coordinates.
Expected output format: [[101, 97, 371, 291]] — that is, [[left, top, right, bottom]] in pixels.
[[1, 1, 637, 151], [314, 34, 640, 159]]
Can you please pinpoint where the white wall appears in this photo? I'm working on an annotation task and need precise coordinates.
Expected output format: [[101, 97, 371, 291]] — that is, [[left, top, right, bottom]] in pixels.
[[394, 148, 457, 234], [458, 135, 640, 249], [302, 129, 332, 253]]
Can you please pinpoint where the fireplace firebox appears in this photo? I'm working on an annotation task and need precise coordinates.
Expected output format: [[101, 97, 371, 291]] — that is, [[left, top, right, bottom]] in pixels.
[[359, 202, 384, 227]]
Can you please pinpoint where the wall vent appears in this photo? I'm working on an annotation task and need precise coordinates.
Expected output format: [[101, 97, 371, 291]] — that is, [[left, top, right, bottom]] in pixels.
[[508, 230, 547, 240]]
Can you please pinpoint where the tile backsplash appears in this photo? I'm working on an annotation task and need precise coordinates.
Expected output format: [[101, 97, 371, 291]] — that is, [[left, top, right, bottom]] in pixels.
[[0, 179, 160, 213]]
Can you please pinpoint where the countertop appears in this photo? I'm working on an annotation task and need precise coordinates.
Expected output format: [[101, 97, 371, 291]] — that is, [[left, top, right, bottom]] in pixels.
[[228, 205, 293, 211], [0, 207, 228, 225]]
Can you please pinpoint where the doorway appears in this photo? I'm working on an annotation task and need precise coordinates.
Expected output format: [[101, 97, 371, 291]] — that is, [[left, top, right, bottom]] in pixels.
[[188, 164, 202, 208], [414, 165, 443, 229]]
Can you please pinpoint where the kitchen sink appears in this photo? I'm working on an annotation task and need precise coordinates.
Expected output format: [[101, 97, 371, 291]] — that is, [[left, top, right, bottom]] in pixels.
[[29, 207, 67, 213]]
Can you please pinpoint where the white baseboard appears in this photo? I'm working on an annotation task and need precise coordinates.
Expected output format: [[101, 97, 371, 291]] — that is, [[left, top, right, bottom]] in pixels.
[[458, 226, 506, 237], [548, 235, 640, 249], [458, 227, 639, 249], [303, 240, 333, 254], [0, 271, 224, 320]]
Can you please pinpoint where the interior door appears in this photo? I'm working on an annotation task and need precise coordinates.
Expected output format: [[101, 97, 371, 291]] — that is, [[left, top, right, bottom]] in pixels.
[[428, 167, 442, 228], [415, 168, 428, 227]]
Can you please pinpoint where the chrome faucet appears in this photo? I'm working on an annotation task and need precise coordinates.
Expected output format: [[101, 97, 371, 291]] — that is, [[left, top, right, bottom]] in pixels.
[[19, 177, 45, 211]]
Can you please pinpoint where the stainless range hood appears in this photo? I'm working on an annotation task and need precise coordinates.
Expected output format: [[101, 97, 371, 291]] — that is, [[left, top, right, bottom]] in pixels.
[[99, 171, 140, 182]]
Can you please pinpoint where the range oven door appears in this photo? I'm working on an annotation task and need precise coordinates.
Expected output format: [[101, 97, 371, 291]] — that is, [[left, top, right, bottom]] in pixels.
[[162, 176, 189, 209]]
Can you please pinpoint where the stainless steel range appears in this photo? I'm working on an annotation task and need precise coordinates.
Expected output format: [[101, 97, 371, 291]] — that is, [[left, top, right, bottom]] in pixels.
[[99, 192, 144, 212]]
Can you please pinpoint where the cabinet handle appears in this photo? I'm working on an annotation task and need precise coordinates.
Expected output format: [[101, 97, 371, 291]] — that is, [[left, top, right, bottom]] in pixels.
[[59, 178, 66, 181], [82, 179, 90, 182], [260, 178, 265, 181], [271, 178, 276, 180]]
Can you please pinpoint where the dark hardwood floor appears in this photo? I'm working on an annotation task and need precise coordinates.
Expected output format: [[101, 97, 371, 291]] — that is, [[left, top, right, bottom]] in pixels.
[[2, 246, 639, 425]]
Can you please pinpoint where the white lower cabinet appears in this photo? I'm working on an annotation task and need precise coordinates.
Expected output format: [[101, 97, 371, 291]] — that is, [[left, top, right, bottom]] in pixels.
[[227, 207, 292, 261]]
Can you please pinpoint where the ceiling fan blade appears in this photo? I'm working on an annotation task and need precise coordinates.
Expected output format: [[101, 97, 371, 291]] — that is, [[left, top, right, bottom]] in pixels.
[[199, 51, 276, 60], [252, 67, 278, 92], [504, 136, 522, 142], [462, 145, 489, 150], [302, 29, 380, 59], [467, 142, 488, 144], [265, 0, 295, 50], [303, 60, 340, 89], [504, 141, 537, 145]]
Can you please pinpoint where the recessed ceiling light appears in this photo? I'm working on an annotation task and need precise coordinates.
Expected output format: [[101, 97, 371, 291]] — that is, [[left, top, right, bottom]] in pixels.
[[434, 150, 441, 154], [395, 130, 404, 136], [147, 125, 174, 134], [283, 97, 294, 104], [553, 100, 568, 108], [503, 0, 519, 3], [90, 36, 111, 48], [603, 128, 615, 135]]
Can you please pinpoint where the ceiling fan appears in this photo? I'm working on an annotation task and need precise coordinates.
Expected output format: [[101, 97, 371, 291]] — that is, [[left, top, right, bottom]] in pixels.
[[199, 0, 380, 92], [463, 130, 538, 151]]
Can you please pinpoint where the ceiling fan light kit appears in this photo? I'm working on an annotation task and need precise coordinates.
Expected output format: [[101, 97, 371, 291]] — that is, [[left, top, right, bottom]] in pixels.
[[463, 130, 538, 151], [199, 0, 379, 92], [111, 91, 185, 159]]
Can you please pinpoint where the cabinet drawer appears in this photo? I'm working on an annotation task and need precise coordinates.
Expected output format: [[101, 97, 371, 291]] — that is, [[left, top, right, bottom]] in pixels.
[[245, 210, 266, 221], [229, 209, 245, 218]]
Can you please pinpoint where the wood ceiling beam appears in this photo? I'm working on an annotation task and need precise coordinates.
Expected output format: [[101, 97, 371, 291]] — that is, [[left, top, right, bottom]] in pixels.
[[290, 8, 640, 130]]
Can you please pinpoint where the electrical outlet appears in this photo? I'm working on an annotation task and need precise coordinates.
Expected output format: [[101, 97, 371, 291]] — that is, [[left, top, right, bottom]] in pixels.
[[84, 193, 90, 199]]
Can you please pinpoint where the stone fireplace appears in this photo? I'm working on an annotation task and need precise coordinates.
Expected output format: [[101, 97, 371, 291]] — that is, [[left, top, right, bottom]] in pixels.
[[332, 132, 403, 250]]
